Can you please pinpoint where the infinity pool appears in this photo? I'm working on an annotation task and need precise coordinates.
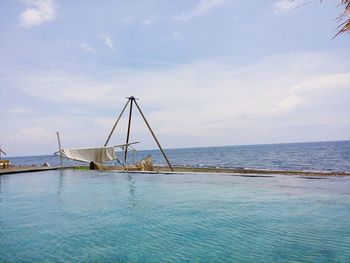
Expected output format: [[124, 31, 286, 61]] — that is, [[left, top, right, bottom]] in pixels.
[[1, 170, 350, 262]]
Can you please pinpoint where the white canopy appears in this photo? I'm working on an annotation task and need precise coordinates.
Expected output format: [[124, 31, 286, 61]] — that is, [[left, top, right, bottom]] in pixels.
[[60, 146, 117, 163]]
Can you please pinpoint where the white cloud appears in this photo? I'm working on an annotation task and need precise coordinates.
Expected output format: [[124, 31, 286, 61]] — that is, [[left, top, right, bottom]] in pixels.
[[273, 0, 312, 14], [20, 53, 350, 113], [8, 107, 31, 114], [172, 0, 225, 21], [292, 73, 350, 92], [20, 71, 119, 103], [276, 95, 303, 111], [142, 15, 158, 26], [142, 19, 151, 25], [79, 43, 95, 52], [104, 37, 116, 51], [160, 31, 183, 40], [19, 0, 56, 28], [172, 32, 181, 38], [20, 126, 50, 139], [18, 52, 350, 141], [2, 51, 347, 155]]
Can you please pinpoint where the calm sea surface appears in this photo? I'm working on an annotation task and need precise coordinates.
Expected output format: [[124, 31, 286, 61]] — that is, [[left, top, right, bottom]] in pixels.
[[1, 170, 350, 262], [7, 140, 350, 172]]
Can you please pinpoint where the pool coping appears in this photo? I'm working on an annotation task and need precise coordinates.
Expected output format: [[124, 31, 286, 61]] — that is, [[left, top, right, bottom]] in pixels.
[[1, 165, 349, 177]]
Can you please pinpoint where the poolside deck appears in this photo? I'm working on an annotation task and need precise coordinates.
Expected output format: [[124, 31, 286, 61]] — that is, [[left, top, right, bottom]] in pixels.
[[0, 166, 64, 175], [1, 165, 349, 176], [91, 165, 350, 177], [159, 166, 350, 176]]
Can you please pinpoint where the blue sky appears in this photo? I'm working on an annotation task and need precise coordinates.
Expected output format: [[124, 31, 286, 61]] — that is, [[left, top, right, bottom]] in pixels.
[[0, 0, 349, 156]]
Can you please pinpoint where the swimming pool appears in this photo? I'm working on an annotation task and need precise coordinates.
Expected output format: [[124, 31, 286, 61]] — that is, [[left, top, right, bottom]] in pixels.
[[1, 170, 350, 262]]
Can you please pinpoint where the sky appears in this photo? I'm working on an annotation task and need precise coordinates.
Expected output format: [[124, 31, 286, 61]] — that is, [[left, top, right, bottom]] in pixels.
[[0, 0, 349, 156]]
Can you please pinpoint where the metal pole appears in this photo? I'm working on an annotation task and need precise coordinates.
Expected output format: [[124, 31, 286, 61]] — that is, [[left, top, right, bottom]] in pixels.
[[104, 99, 130, 146], [56, 131, 63, 167], [124, 98, 134, 163], [134, 100, 174, 171]]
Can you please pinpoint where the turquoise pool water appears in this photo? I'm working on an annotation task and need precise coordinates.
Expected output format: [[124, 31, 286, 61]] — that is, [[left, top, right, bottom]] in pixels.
[[1, 171, 350, 262]]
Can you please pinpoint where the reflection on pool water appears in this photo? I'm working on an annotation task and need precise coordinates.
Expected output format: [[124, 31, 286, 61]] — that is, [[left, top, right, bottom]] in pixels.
[[1, 170, 350, 262]]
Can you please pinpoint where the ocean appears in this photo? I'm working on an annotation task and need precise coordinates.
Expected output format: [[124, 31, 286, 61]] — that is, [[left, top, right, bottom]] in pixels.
[[7, 140, 350, 172]]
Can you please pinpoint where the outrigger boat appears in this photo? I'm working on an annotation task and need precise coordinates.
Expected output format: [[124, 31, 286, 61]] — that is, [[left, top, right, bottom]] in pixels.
[[56, 96, 173, 172]]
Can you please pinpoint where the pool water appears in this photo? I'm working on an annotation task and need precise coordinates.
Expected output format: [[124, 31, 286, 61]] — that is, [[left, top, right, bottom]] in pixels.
[[1, 171, 350, 262]]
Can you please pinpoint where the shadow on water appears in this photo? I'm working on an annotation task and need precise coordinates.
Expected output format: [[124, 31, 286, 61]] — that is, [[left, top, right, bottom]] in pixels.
[[57, 169, 65, 201], [126, 173, 139, 211], [0, 175, 10, 202], [299, 177, 331, 180]]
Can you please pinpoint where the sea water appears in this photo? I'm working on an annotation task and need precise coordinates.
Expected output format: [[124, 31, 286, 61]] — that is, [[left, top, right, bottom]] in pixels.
[[7, 140, 350, 172], [1, 170, 350, 262]]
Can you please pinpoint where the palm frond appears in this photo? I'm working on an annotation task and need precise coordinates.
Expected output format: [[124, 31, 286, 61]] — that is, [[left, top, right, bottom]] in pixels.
[[335, 0, 350, 36], [291, 0, 350, 36]]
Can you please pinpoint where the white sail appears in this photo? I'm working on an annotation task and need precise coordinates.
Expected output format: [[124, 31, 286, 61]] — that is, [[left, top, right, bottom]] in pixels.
[[61, 146, 116, 163]]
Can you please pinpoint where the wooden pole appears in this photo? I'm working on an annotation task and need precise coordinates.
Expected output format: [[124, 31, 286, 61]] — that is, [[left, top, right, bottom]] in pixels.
[[0, 147, 7, 160], [56, 131, 63, 167], [104, 99, 130, 146], [134, 100, 174, 171], [124, 97, 134, 163]]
